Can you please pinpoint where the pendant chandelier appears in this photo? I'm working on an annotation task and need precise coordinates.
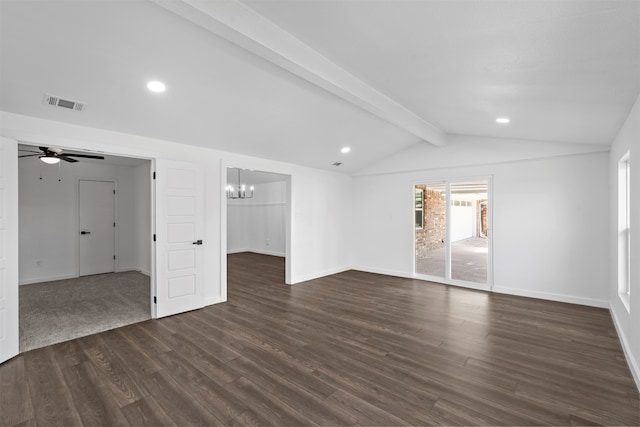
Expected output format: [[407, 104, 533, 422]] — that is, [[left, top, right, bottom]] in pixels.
[[226, 168, 254, 199]]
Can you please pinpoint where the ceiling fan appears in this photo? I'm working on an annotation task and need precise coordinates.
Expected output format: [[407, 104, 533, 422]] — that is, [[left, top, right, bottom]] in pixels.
[[18, 146, 105, 164]]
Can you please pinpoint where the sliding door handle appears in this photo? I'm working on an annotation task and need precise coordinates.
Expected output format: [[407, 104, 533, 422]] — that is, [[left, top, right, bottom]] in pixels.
[[80, 231, 91, 235], [192, 240, 203, 245]]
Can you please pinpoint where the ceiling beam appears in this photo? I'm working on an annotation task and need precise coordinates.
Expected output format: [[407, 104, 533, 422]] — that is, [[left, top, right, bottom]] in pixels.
[[152, 0, 447, 147]]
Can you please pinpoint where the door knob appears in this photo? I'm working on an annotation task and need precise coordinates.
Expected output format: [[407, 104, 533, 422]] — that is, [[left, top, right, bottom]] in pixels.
[[192, 240, 203, 245], [80, 231, 91, 235]]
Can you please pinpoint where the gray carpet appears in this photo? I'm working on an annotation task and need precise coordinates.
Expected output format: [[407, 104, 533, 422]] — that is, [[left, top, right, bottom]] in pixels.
[[19, 271, 150, 352]]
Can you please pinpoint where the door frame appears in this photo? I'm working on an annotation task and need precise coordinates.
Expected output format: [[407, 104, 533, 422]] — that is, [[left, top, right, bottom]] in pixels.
[[220, 159, 293, 301], [15, 140, 157, 320], [412, 175, 494, 291], [77, 178, 117, 276], [0, 138, 19, 364]]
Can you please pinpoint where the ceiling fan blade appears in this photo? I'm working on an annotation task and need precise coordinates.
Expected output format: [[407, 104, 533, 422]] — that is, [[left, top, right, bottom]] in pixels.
[[62, 153, 105, 159], [18, 149, 40, 154], [59, 155, 79, 163], [38, 146, 50, 153], [18, 154, 40, 158]]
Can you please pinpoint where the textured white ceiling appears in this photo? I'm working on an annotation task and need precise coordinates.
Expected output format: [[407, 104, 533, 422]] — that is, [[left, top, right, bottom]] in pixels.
[[1, 0, 638, 174], [243, 0, 640, 145]]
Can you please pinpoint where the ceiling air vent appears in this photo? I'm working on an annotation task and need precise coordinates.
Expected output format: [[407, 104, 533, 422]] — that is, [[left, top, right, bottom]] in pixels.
[[43, 94, 86, 112]]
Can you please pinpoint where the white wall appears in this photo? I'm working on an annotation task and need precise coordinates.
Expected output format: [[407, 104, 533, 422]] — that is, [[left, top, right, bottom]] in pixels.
[[353, 151, 610, 307], [3, 112, 352, 304], [222, 158, 353, 285], [228, 181, 286, 257], [355, 134, 609, 176], [609, 93, 640, 389], [134, 162, 151, 275], [18, 155, 141, 284]]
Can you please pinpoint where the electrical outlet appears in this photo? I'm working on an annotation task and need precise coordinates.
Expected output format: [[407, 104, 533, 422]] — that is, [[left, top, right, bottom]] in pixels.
[[36, 260, 42, 267], [266, 239, 270, 246]]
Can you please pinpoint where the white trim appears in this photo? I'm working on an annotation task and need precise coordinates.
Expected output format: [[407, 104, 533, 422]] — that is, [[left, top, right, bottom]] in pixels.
[[204, 295, 226, 307], [610, 305, 640, 392], [354, 267, 606, 307], [291, 266, 351, 285], [352, 266, 415, 280], [227, 247, 249, 254], [493, 285, 609, 308], [115, 267, 137, 273], [220, 159, 229, 304], [150, 160, 157, 319], [19, 273, 78, 286], [20, 268, 146, 284], [0, 137, 19, 363], [354, 266, 491, 292], [415, 272, 492, 292], [249, 249, 285, 257], [618, 291, 631, 313], [227, 249, 285, 257]]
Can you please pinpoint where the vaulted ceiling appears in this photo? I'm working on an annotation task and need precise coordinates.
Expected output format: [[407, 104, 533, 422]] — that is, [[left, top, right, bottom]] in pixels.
[[1, 0, 638, 173]]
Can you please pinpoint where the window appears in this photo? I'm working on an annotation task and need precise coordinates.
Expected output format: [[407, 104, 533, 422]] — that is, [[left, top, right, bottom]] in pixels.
[[618, 151, 631, 310], [415, 189, 424, 229]]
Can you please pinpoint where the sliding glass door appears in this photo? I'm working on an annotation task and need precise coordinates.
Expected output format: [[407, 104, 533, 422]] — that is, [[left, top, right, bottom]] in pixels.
[[414, 178, 491, 287]]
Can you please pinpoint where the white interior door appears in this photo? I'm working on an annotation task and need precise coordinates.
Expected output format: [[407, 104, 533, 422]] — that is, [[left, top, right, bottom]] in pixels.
[[155, 160, 205, 318], [79, 180, 115, 276], [0, 137, 19, 363]]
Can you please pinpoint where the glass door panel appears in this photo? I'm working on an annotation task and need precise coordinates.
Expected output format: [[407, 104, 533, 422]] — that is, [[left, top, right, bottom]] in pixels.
[[450, 180, 489, 283], [414, 182, 446, 278]]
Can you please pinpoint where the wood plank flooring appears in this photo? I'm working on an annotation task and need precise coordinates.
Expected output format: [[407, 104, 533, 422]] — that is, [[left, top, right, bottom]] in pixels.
[[1, 252, 638, 426]]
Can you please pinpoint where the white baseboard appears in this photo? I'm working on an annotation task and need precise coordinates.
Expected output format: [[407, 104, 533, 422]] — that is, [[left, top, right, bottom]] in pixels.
[[609, 305, 640, 392], [227, 248, 249, 254], [204, 295, 226, 306], [291, 266, 351, 284], [227, 248, 285, 257], [492, 286, 608, 308], [19, 273, 78, 285], [352, 265, 415, 280], [247, 249, 285, 257], [137, 269, 151, 277], [352, 267, 608, 308], [353, 266, 492, 291]]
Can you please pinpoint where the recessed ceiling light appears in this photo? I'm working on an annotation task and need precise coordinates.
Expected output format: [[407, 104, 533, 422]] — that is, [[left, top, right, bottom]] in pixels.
[[341, 146, 351, 154], [496, 117, 510, 124], [147, 81, 166, 93]]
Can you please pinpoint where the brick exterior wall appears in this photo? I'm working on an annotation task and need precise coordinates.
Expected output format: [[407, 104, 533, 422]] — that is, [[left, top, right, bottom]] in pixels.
[[415, 186, 446, 259]]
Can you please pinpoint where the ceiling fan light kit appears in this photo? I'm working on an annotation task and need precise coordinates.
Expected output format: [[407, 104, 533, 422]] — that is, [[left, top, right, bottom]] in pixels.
[[18, 146, 106, 163], [39, 156, 60, 164], [18, 145, 107, 181]]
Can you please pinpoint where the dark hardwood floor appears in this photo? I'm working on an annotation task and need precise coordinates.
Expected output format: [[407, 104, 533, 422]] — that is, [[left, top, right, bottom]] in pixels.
[[1, 252, 638, 426]]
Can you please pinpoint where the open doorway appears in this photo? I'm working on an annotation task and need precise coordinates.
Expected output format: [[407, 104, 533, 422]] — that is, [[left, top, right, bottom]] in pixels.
[[226, 168, 290, 293], [17, 143, 153, 351], [414, 178, 491, 287]]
